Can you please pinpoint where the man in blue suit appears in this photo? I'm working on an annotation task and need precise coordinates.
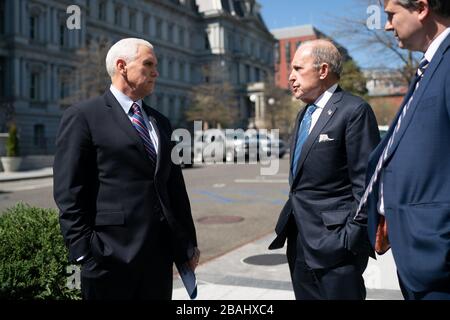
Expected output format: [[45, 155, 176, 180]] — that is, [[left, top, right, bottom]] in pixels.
[[355, 0, 450, 300]]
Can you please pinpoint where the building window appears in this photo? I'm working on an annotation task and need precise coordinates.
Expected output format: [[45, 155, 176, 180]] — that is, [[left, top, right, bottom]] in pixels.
[[179, 61, 185, 81], [178, 27, 185, 46], [60, 78, 70, 100], [144, 15, 150, 34], [59, 22, 66, 47], [156, 18, 162, 39], [168, 59, 174, 79], [190, 64, 195, 83], [0, 58, 5, 98], [168, 23, 174, 42], [98, 1, 106, 21], [296, 41, 302, 49], [285, 42, 291, 64], [30, 72, 39, 101], [228, 34, 233, 52], [33, 124, 46, 149], [157, 56, 164, 78], [114, 5, 122, 26], [245, 65, 251, 83], [180, 97, 186, 118], [0, 0, 5, 34], [157, 94, 165, 114], [168, 96, 175, 120], [204, 32, 210, 50], [129, 10, 136, 31], [255, 67, 260, 82], [29, 15, 37, 40]]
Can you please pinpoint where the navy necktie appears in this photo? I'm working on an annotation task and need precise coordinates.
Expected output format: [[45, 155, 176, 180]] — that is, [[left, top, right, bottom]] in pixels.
[[292, 104, 317, 175], [130, 103, 157, 164]]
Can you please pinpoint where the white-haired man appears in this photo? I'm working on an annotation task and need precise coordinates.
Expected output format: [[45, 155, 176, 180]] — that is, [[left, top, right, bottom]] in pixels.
[[269, 40, 380, 300], [54, 38, 199, 300]]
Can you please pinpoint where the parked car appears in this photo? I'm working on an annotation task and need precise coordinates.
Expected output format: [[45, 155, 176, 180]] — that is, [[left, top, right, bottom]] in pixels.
[[197, 129, 239, 163], [234, 131, 287, 161]]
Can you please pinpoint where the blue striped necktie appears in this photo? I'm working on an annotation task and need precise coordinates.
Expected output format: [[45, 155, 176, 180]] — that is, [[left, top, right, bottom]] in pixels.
[[292, 104, 317, 175], [130, 103, 157, 164]]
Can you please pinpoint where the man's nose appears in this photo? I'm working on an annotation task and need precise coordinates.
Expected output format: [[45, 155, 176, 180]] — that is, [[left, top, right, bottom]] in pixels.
[[288, 71, 295, 82], [385, 20, 393, 31]]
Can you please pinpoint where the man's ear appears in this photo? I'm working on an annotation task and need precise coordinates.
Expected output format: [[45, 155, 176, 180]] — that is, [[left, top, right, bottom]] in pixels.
[[116, 58, 127, 76], [319, 63, 329, 80], [416, 0, 430, 22]]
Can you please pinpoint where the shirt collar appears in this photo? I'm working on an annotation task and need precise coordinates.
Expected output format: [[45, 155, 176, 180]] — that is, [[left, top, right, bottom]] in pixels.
[[424, 27, 450, 63], [313, 83, 338, 109], [109, 84, 142, 114]]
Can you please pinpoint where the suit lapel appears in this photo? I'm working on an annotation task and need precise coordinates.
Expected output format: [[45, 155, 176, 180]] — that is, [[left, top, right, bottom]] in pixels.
[[104, 90, 150, 159], [291, 88, 341, 186], [384, 34, 450, 163]]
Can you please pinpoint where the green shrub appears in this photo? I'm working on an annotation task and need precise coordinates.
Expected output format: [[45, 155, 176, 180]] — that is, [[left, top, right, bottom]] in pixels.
[[5, 124, 19, 157], [0, 203, 81, 300]]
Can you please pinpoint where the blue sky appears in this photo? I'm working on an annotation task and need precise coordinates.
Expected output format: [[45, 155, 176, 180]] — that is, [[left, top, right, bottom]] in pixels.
[[258, 0, 404, 69]]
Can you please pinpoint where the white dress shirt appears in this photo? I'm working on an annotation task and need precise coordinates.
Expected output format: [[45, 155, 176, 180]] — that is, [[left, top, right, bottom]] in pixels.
[[308, 83, 338, 133]]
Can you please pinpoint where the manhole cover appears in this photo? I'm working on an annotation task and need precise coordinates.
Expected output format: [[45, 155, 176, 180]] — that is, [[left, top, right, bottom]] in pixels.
[[197, 215, 244, 224], [242, 254, 287, 266]]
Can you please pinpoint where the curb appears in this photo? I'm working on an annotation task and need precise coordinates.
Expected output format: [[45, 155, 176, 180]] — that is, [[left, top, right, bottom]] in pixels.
[[0, 169, 53, 183]]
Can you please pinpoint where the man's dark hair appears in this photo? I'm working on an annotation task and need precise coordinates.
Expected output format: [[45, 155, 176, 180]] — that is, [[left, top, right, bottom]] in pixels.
[[396, 0, 450, 18]]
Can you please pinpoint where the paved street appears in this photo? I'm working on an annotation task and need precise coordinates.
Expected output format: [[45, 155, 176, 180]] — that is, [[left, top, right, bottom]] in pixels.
[[0, 158, 402, 299], [0, 158, 290, 262]]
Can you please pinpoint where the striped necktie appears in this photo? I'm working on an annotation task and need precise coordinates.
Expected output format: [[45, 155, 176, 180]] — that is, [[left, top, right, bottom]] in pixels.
[[130, 103, 157, 164], [354, 57, 429, 220]]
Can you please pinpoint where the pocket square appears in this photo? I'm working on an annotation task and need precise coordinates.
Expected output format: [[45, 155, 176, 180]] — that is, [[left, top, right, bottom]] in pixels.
[[319, 134, 335, 143]]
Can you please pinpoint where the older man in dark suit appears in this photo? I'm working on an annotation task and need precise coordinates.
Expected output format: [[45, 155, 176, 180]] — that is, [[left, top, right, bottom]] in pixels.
[[356, 0, 450, 300], [270, 40, 380, 300], [53, 38, 199, 300]]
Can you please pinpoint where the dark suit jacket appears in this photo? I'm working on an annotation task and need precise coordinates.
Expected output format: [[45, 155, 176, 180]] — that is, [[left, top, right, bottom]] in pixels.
[[53, 89, 197, 275], [270, 87, 380, 269], [366, 33, 450, 293]]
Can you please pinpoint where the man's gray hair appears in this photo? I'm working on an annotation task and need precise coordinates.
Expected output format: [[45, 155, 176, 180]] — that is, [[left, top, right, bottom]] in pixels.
[[309, 40, 343, 79], [105, 38, 154, 77], [395, 0, 450, 17]]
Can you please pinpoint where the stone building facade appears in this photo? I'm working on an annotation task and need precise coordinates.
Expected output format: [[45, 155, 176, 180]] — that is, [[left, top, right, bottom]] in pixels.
[[0, 0, 275, 155]]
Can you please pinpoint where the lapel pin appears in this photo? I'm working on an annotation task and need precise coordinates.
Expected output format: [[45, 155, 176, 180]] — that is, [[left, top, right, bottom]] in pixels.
[[327, 110, 333, 116]]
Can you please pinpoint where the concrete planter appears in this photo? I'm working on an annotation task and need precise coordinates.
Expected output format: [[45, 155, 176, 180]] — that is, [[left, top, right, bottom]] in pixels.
[[0, 157, 23, 172]]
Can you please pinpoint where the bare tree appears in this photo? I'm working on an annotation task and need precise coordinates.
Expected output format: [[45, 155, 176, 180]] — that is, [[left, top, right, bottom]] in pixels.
[[263, 77, 301, 140], [59, 37, 111, 108], [185, 65, 239, 129], [330, 0, 420, 84]]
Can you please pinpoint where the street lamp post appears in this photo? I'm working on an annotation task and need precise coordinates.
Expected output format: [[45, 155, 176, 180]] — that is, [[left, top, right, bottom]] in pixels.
[[267, 97, 276, 129]]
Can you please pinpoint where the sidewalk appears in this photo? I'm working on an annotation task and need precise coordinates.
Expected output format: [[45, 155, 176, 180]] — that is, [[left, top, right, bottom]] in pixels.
[[173, 233, 404, 300], [0, 167, 53, 182]]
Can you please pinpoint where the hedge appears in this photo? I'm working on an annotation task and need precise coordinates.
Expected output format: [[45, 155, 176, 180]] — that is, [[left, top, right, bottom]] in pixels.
[[0, 203, 81, 299]]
